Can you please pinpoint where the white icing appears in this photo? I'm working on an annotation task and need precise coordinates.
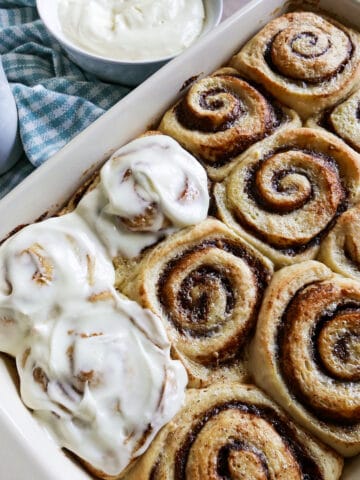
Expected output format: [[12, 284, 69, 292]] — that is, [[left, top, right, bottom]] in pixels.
[[57, 0, 205, 61], [0, 214, 114, 356], [0, 134, 193, 476], [17, 294, 187, 476], [77, 134, 209, 258]]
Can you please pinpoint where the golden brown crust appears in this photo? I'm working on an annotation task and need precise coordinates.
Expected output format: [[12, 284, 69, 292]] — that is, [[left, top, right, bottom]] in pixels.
[[122, 218, 274, 387], [215, 127, 360, 268], [250, 260, 360, 456], [231, 12, 360, 119], [159, 68, 300, 181], [125, 383, 343, 480]]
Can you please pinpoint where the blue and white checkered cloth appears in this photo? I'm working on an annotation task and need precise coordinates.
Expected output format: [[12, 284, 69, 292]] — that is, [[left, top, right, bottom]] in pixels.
[[0, 0, 130, 199]]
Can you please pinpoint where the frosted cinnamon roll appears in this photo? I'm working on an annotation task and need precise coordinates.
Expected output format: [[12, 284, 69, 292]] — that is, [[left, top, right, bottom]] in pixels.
[[318, 203, 360, 281], [76, 133, 209, 258], [17, 293, 187, 479], [250, 260, 360, 456], [125, 382, 343, 480], [0, 214, 114, 356], [231, 12, 360, 119], [122, 218, 273, 387], [158, 68, 300, 181], [307, 88, 360, 153], [214, 128, 360, 267]]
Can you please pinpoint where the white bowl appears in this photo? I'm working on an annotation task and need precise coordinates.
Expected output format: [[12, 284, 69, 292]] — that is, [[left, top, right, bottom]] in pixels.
[[36, 0, 223, 86]]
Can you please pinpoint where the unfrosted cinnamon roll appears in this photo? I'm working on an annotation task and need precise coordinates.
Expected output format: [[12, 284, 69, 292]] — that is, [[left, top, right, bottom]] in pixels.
[[214, 128, 360, 267], [318, 203, 360, 281], [158, 68, 300, 181], [122, 218, 273, 387], [307, 88, 360, 153], [125, 382, 343, 480], [250, 260, 360, 456], [231, 12, 360, 119]]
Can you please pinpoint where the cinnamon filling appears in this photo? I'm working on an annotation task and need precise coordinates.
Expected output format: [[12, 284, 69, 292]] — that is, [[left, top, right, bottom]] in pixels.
[[277, 285, 360, 426], [264, 32, 354, 85], [157, 237, 271, 365], [174, 75, 285, 168], [235, 147, 347, 254], [290, 31, 331, 58], [174, 402, 322, 480]]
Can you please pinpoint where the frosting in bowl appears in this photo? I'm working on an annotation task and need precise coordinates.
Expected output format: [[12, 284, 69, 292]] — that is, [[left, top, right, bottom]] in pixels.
[[58, 0, 205, 61]]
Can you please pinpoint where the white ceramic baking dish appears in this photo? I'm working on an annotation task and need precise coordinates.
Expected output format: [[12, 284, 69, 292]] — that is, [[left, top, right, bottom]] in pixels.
[[0, 0, 359, 478]]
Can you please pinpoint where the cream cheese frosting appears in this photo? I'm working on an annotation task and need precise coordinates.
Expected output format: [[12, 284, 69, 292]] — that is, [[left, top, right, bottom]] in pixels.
[[57, 0, 205, 61], [0, 213, 114, 356], [0, 134, 196, 477], [77, 134, 209, 258], [17, 294, 187, 476]]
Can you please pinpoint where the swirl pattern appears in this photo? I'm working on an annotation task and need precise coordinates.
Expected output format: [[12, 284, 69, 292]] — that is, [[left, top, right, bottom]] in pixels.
[[307, 88, 360, 153], [125, 383, 343, 480], [250, 260, 360, 456], [231, 12, 360, 118], [318, 203, 360, 281], [214, 128, 360, 267], [122, 218, 273, 387], [159, 68, 300, 181]]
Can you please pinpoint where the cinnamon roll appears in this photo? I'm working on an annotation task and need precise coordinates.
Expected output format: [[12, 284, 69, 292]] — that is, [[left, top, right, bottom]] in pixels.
[[307, 88, 360, 153], [0, 213, 114, 356], [158, 68, 300, 181], [214, 128, 360, 267], [17, 293, 187, 480], [76, 133, 209, 258], [318, 203, 360, 281], [122, 218, 273, 387], [250, 260, 360, 456], [125, 382, 343, 480], [231, 12, 360, 119]]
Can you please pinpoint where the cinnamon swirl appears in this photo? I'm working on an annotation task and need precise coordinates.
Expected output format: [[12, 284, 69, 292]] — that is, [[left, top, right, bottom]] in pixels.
[[158, 68, 300, 181], [125, 382, 343, 480], [307, 88, 360, 153], [250, 260, 360, 456], [214, 128, 360, 267], [231, 12, 360, 119], [122, 218, 273, 387]]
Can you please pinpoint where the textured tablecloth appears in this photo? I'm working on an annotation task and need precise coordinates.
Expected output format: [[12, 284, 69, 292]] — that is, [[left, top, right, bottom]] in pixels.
[[0, 0, 249, 199]]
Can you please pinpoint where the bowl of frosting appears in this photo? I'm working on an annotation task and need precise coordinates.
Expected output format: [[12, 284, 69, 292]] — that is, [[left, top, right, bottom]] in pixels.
[[36, 0, 223, 86]]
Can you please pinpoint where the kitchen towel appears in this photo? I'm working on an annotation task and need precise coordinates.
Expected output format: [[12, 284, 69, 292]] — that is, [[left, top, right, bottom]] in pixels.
[[0, 0, 130, 199]]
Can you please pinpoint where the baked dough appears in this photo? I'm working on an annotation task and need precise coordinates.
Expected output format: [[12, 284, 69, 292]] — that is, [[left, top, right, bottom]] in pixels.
[[215, 128, 360, 267], [125, 382, 344, 480], [250, 260, 360, 456], [231, 12, 360, 118], [307, 88, 360, 153], [122, 218, 273, 387], [159, 68, 300, 181]]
